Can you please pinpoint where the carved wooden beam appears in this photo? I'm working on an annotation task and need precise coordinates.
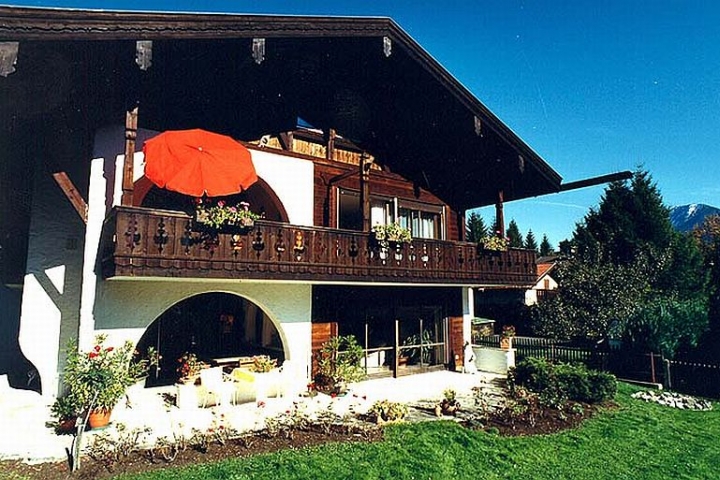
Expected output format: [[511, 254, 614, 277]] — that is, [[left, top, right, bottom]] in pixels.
[[121, 106, 139, 206], [360, 152, 372, 232], [52, 172, 87, 223]]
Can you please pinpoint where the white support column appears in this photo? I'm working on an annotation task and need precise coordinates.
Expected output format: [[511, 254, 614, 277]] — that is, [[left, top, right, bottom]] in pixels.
[[462, 287, 475, 345]]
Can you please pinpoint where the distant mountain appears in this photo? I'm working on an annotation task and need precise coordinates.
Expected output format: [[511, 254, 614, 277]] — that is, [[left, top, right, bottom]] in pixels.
[[669, 204, 720, 232]]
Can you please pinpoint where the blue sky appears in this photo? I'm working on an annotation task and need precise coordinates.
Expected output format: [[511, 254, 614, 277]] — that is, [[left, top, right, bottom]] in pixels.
[[6, 0, 720, 247]]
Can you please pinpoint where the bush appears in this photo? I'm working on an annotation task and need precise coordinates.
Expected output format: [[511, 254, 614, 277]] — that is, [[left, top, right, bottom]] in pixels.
[[509, 357, 616, 404], [369, 400, 408, 422]]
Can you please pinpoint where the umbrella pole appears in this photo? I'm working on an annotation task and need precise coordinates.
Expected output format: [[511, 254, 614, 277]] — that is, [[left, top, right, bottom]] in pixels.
[[121, 106, 139, 206]]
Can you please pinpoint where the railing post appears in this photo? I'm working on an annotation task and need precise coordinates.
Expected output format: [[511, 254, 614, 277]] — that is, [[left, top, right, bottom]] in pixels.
[[650, 352, 656, 384], [394, 319, 400, 378], [664, 358, 672, 390]]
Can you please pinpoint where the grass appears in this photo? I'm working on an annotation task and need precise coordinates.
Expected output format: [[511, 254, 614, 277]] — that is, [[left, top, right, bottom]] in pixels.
[[118, 383, 720, 480]]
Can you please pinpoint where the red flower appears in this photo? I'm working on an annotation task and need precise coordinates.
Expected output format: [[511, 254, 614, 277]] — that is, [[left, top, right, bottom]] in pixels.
[[105, 347, 114, 352], [94, 345, 101, 352], [88, 352, 98, 359], [331, 393, 337, 398]]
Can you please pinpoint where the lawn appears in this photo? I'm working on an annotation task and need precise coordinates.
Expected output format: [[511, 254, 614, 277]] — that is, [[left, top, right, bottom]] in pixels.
[[115, 383, 720, 480]]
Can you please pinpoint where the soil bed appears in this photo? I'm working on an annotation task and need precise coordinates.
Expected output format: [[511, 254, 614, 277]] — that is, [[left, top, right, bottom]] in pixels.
[[0, 403, 609, 480]]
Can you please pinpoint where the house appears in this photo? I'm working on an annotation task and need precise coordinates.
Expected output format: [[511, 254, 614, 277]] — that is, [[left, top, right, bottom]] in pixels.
[[0, 7, 629, 400], [525, 256, 559, 306], [472, 255, 559, 334]]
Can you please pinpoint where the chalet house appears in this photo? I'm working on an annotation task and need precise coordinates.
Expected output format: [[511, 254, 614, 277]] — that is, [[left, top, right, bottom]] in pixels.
[[0, 7, 628, 400], [526, 256, 559, 305]]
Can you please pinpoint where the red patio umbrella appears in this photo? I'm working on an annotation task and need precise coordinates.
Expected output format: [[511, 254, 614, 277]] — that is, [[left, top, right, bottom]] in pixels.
[[143, 129, 258, 197]]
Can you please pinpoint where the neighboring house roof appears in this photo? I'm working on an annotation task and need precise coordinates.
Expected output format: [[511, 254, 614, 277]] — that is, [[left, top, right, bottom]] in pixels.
[[535, 256, 559, 284], [0, 6, 563, 211]]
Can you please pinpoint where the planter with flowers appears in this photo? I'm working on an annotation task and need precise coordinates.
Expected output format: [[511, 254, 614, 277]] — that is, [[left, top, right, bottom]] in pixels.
[[176, 352, 206, 384], [479, 234, 509, 255], [62, 335, 156, 429], [194, 198, 261, 233], [500, 325, 516, 351], [371, 222, 412, 261]]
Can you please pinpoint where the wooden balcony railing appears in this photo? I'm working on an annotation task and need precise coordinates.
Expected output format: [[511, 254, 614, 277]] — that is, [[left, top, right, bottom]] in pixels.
[[100, 206, 537, 285]]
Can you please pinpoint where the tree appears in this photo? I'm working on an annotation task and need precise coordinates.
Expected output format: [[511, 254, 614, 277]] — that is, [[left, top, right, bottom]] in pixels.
[[574, 170, 675, 265], [539, 235, 553, 256], [506, 220, 523, 248], [531, 251, 653, 342], [692, 215, 720, 359], [624, 297, 708, 359], [465, 211, 487, 242], [531, 170, 708, 345], [524, 230, 538, 252]]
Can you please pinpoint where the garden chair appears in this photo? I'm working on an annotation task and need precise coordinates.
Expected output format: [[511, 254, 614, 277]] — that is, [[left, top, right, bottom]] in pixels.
[[199, 367, 234, 408]]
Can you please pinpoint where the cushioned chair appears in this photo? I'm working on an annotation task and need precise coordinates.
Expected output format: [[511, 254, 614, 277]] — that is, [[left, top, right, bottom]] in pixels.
[[199, 367, 235, 408]]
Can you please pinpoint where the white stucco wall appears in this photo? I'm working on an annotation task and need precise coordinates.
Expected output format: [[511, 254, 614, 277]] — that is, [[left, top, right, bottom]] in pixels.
[[525, 275, 558, 306], [93, 280, 313, 379], [18, 152, 86, 398], [249, 149, 314, 226]]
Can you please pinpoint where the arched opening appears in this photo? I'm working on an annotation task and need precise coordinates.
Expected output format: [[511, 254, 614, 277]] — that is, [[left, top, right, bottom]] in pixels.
[[136, 292, 285, 386], [135, 176, 290, 223]]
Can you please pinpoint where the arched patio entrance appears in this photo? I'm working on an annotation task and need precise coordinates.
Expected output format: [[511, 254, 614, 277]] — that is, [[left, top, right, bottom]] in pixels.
[[137, 292, 285, 386]]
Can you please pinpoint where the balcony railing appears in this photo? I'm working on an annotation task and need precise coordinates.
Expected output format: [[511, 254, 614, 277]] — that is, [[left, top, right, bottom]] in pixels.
[[100, 206, 537, 285]]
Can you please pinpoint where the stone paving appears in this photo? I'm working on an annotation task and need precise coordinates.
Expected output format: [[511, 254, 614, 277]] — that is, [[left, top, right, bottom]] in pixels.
[[0, 370, 506, 465]]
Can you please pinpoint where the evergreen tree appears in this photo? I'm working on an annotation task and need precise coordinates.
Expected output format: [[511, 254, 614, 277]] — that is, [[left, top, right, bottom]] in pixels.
[[465, 211, 488, 242], [574, 170, 675, 265], [539, 234, 553, 256], [524, 230, 538, 252], [506, 220, 523, 248], [531, 170, 708, 350]]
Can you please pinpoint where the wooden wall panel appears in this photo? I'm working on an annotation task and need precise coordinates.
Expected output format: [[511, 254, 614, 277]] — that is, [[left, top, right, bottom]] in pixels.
[[311, 321, 338, 377], [449, 316, 465, 370]]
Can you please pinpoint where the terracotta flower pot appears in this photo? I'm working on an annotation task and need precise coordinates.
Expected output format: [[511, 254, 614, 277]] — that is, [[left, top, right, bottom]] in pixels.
[[87, 408, 112, 429]]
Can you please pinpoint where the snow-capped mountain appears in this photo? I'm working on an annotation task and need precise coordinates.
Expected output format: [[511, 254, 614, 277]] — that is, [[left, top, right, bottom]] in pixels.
[[669, 204, 720, 232]]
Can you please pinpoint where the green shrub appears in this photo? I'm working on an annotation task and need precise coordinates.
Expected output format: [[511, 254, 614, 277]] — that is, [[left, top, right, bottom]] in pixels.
[[509, 357, 616, 404], [369, 400, 408, 422]]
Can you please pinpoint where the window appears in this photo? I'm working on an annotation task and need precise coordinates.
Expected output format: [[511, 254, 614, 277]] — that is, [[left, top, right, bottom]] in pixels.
[[338, 188, 443, 240], [398, 200, 443, 240]]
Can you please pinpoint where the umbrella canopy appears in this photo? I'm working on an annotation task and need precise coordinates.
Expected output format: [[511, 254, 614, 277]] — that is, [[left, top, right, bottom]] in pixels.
[[143, 129, 258, 197]]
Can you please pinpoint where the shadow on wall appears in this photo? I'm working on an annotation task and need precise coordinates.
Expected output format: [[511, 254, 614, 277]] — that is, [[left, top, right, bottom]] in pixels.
[[0, 285, 40, 392]]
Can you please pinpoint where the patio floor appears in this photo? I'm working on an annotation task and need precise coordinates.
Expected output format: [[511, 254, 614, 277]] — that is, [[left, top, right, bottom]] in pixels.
[[0, 370, 506, 465]]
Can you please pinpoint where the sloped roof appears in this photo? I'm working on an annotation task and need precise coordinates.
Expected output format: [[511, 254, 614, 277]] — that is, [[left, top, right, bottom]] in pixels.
[[0, 6, 563, 210]]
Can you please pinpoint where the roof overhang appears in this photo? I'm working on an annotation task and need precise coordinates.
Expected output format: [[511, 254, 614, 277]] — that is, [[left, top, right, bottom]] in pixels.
[[0, 6, 563, 210]]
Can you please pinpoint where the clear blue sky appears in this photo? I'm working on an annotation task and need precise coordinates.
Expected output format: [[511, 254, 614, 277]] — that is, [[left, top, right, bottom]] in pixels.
[[6, 0, 720, 248]]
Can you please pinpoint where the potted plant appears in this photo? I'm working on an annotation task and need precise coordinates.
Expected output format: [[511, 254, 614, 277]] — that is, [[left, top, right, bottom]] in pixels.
[[62, 335, 155, 429], [50, 395, 81, 434], [500, 325, 516, 350], [315, 335, 365, 394], [249, 355, 278, 373], [176, 352, 206, 384], [371, 222, 412, 249], [194, 198, 261, 232], [435, 388, 461, 416], [479, 233, 509, 254]]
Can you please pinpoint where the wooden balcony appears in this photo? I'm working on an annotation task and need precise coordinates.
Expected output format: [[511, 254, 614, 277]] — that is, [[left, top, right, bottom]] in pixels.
[[100, 206, 537, 286]]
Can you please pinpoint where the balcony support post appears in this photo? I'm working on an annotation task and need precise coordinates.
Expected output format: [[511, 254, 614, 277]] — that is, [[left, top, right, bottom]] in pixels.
[[121, 106, 139, 206], [495, 189, 505, 236], [360, 151, 372, 232]]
